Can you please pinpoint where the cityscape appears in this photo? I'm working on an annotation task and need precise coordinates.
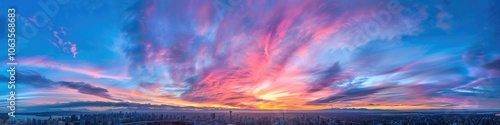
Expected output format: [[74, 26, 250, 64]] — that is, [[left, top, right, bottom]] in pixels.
[[1, 110, 500, 125]]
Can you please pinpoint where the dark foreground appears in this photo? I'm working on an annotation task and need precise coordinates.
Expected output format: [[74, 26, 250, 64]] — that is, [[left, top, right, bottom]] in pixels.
[[1, 111, 500, 125]]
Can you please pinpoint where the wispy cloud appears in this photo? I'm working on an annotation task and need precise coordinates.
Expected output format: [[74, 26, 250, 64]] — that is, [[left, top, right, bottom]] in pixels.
[[0, 71, 121, 101]]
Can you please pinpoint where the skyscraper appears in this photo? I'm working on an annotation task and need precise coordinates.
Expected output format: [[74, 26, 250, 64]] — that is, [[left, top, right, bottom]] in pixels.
[[228, 110, 234, 125]]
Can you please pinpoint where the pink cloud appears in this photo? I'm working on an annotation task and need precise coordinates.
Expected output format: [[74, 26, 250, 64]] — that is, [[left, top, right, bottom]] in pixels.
[[435, 5, 453, 30], [50, 26, 78, 58], [19, 57, 131, 80]]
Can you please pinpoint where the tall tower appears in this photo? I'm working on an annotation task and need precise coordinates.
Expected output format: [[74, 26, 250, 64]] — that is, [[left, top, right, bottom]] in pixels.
[[282, 112, 285, 122], [229, 110, 233, 124]]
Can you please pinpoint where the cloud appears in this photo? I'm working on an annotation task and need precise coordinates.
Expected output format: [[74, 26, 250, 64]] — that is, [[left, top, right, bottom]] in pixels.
[[116, 0, 429, 108], [31, 101, 181, 109], [427, 102, 459, 107], [19, 57, 131, 80], [0, 71, 121, 101], [70, 43, 78, 58], [58, 81, 118, 101], [307, 62, 346, 93], [51, 27, 78, 58], [307, 85, 393, 105], [0, 16, 4, 37], [484, 58, 500, 70], [13, 0, 481, 110], [410, 102, 459, 107], [434, 4, 454, 31]]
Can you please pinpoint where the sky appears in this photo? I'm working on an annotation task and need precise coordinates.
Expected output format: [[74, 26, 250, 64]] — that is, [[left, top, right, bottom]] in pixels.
[[0, 0, 499, 112]]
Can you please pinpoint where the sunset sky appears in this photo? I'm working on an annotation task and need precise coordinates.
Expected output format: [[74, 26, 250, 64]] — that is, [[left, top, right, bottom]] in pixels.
[[1, 0, 499, 112]]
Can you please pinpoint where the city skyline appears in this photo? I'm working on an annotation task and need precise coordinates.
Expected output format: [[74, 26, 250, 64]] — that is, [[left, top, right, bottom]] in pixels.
[[1, 0, 500, 113], [3, 111, 500, 124]]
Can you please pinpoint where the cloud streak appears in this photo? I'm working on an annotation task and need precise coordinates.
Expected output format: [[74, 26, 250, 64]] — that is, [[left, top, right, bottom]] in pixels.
[[0, 71, 121, 101]]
